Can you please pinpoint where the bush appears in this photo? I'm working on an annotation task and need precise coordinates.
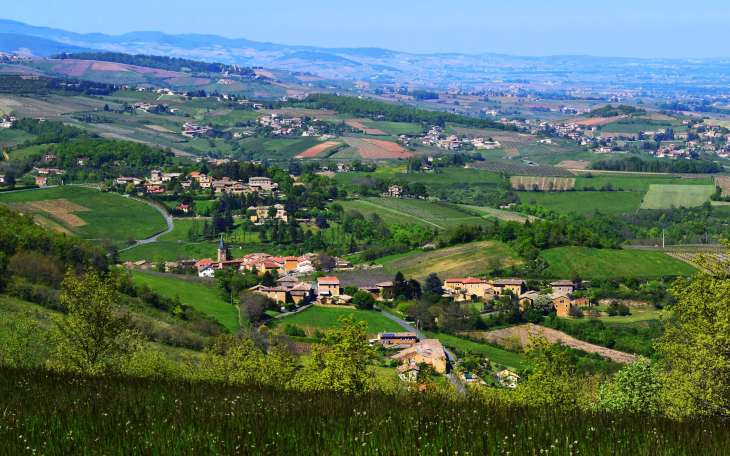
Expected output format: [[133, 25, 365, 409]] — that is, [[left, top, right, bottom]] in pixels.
[[352, 291, 376, 310], [617, 304, 631, 316], [284, 323, 306, 337]]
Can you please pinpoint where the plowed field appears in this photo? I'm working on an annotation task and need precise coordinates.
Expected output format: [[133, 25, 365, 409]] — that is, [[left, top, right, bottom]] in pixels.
[[342, 137, 412, 159], [296, 140, 342, 158]]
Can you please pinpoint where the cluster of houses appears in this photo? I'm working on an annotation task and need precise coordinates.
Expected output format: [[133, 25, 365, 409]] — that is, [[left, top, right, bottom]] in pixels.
[[181, 122, 213, 138], [1, 114, 16, 128], [257, 113, 303, 136], [443, 277, 589, 317], [114, 171, 280, 198]]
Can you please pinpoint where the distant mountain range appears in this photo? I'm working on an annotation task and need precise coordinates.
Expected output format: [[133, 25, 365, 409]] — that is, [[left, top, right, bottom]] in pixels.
[[2, 18, 730, 90]]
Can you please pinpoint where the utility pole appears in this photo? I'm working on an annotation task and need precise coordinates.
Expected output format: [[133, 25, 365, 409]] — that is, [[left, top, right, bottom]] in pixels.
[[662, 229, 665, 249]]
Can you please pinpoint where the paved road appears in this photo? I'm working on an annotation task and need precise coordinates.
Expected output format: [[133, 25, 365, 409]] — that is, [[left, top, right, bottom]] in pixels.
[[376, 309, 426, 339], [117, 195, 174, 253]]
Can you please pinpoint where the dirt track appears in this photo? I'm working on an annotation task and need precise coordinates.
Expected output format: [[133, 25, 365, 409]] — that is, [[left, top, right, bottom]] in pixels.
[[460, 324, 636, 363]]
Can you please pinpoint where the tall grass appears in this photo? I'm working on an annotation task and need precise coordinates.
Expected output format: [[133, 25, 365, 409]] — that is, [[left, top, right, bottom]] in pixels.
[[2, 366, 728, 455]]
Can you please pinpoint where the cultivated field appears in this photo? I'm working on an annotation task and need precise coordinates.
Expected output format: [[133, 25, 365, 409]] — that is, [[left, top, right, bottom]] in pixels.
[[341, 137, 412, 159], [330, 147, 361, 159], [504, 148, 520, 157], [461, 205, 537, 222], [342, 198, 490, 229], [510, 176, 575, 191], [540, 246, 698, 278], [556, 160, 591, 169], [516, 191, 643, 216], [574, 176, 713, 192], [468, 161, 575, 177], [295, 140, 342, 158], [640, 184, 715, 209], [715, 176, 730, 197], [0, 186, 167, 240], [462, 325, 636, 363], [344, 119, 386, 135], [381, 241, 520, 280]]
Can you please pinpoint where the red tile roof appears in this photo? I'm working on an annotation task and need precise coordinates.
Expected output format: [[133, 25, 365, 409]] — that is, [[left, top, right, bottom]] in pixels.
[[318, 277, 340, 285]]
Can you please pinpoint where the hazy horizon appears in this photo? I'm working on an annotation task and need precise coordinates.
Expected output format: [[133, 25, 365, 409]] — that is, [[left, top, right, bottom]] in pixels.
[[3, 0, 730, 59]]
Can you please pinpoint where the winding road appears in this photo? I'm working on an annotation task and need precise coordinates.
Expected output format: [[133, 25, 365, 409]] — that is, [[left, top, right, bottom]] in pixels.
[[117, 195, 174, 253]]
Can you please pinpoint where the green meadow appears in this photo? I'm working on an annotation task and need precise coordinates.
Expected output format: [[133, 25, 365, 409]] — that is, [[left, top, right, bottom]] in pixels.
[[540, 246, 698, 279]]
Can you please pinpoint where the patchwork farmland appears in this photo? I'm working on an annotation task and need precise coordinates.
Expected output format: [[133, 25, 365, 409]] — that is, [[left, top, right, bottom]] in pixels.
[[640, 184, 715, 210], [510, 176, 575, 191], [341, 137, 413, 159]]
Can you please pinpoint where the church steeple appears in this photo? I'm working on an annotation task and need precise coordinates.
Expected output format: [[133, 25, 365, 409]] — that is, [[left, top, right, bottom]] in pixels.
[[217, 235, 227, 263]]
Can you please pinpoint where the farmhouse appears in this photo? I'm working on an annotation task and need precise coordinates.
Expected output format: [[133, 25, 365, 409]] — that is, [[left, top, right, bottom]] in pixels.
[[377, 332, 417, 347], [443, 277, 492, 298], [392, 339, 448, 374], [114, 177, 143, 186], [249, 204, 288, 223], [35, 176, 48, 186], [491, 279, 526, 295], [317, 277, 340, 297], [385, 185, 402, 198], [550, 281, 576, 294], [248, 176, 278, 192], [518, 291, 540, 310]]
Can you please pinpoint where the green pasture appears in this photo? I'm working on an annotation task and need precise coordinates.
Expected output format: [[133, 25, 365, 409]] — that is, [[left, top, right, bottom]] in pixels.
[[339, 197, 490, 229], [516, 190, 643, 217], [6, 144, 51, 161], [128, 270, 240, 333], [0, 186, 167, 240], [575, 176, 713, 192], [640, 184, 715, 210], [379, 241, 520, 280], [540, 246, 698, 279], [273, 306, 405, 335], [368, 121, 423, 136], [0, 128, 34, 144]]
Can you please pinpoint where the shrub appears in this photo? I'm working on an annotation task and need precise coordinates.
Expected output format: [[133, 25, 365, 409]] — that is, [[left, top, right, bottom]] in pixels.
[[284, 324, 306, 337]]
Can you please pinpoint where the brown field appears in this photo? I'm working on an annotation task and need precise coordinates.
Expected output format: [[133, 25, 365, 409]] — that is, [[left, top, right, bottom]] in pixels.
[[504, 148, 520, 157], [296, 140, 342, 158], [1, 199, 89, 231], [715, 176, 730, 197], [362, 138, 405, 153], [62, 62, 90, 77], [556, 160, 591, 169], [193, 78, 211, 86], [570, 117, 617, 126], [342, 137, 410, 159], [253, 69, 276, 79], [510, 176, 575, 191], [295, 76, 324, 82], [204, 110, 232, 116], [91, 62, 129, 71], [145, 125, 174, 133], [345, 119, 386, 135], [462, 205, 538, 222], [460, 324, 636, 364]]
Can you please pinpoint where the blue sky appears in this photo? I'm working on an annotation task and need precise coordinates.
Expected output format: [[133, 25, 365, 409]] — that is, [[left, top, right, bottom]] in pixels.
[[2, 0, 730, 58]]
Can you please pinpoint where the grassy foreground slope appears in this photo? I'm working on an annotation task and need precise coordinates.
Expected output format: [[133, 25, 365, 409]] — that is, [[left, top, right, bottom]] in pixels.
[[0, 186, 167, 240], [4, 366, 729, 455], [541, 247, 698, 279], [128, 271, 241, 332]]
